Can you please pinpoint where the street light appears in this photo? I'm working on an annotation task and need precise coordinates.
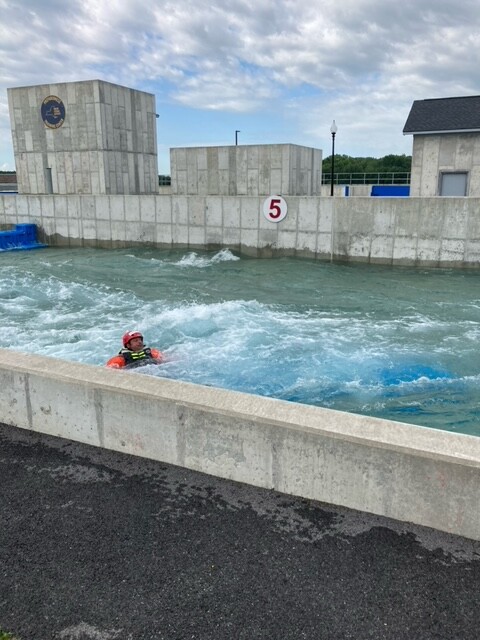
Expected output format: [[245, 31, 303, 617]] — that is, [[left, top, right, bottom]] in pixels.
[[235, 130, 241, 145], [330, 120, 337, 196]]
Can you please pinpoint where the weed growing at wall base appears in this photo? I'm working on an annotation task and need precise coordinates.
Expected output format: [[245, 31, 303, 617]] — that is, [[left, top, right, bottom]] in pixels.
[[0, 630, 20, 639]]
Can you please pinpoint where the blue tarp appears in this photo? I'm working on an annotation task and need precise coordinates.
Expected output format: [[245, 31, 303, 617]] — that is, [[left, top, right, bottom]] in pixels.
[[371, 185, 410, 197], [0, 224, 47, 252]]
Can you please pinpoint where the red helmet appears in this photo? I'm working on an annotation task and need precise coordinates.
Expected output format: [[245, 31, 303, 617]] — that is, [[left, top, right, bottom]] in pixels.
[[122, 330, 143, 348]]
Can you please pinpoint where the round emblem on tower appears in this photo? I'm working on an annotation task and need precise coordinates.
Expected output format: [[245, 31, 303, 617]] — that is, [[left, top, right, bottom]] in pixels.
[[41, 95, 66, 129]]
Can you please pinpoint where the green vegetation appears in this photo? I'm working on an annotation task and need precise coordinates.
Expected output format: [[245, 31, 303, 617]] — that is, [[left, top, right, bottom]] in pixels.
[[0, 631, 19, 640], [322, 153, 412, 185], [322, 153, 411, 175]]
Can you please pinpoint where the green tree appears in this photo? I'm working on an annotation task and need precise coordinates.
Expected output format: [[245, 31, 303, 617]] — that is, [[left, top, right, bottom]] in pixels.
[[323, 154, 411, 175], [322, 154, 411, 184]]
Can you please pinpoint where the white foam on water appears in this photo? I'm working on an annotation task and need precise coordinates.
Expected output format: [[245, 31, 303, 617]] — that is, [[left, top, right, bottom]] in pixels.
[[174, 248, 240, 268]]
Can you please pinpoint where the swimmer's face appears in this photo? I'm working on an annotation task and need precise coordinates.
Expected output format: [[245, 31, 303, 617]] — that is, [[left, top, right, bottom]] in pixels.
[[127, 336, 144, 351]]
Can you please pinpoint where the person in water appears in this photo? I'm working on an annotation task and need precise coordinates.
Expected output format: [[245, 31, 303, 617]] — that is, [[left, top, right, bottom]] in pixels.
[[106, 330, 165, 369]]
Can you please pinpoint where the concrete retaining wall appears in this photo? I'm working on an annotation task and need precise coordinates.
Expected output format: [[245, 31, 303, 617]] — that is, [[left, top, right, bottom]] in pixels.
[[1, 193, 479, 266], [1, 349, 479, 541]]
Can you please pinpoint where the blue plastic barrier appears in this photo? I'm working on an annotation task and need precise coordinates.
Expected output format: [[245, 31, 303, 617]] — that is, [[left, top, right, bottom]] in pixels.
[[371, 185, 410, 197], [0, 224, 47, 252]]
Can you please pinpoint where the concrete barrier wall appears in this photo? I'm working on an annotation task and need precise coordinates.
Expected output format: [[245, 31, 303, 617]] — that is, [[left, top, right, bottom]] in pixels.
[[1, 349, 479, 541], [1, 193, 480, 266]]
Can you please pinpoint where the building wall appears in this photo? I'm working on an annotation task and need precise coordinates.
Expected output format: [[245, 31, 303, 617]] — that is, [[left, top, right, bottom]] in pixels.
[[2, 193, 480, 267], [7, 80, 158, 195], [410, 132, 480, 196], [170, 144, 322, 196]]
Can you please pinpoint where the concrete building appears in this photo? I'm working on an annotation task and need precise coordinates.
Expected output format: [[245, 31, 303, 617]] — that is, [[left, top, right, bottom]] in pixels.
[[170, 144, 322, 196], [7, 79, 158, 195], [403, 95, 480, 197]]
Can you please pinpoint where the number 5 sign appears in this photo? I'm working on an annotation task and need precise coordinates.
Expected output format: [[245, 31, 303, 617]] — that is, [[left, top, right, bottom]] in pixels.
[[263, 195, 287, 223]]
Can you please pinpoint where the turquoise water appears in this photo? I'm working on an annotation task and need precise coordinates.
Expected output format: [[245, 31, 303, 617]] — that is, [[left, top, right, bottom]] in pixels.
[[1, 246, 480, 436]]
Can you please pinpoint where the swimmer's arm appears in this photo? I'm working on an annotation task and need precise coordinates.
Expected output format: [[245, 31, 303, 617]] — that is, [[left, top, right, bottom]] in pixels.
[[106, 355, 125, 369], [151, 348, 167, 364]]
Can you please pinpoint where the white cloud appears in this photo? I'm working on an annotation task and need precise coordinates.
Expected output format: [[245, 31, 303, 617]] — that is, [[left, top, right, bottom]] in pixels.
[[1, 0, 480, 169]]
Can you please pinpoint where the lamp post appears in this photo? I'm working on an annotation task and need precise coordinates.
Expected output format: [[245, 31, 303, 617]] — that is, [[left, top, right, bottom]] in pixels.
[[330, 120, 337, 196], [235, 130, 240, 145]]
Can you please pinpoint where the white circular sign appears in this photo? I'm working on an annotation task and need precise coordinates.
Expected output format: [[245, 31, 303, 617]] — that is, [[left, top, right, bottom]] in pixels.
[[263, 195, 287, 223]]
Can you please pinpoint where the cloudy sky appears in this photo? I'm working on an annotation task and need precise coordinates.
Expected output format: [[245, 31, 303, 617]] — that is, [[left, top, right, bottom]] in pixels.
[[1, 0, 479, 174]]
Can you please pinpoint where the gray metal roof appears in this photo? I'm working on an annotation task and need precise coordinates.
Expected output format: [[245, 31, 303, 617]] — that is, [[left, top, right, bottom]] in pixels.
[[403, 95, 480, 135]]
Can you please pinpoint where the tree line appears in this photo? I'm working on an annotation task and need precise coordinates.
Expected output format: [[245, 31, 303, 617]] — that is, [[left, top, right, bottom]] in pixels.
[[322, 154, 411, 175]]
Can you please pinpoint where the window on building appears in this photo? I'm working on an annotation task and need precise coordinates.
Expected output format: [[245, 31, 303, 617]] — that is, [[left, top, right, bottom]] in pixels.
[[439, 172, 468, 196]]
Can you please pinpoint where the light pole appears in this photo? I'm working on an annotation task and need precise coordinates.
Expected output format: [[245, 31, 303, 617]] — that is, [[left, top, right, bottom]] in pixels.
[[235, 130, 240, 145], [330, 120, 337, 196]]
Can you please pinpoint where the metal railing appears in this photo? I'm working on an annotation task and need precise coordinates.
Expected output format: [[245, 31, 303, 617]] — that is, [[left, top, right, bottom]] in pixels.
[[158, 173, 410, 187], [321, 172, 410, 185]]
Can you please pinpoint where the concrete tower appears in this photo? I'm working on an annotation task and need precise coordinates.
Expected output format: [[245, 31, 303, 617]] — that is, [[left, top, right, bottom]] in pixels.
[[7, 79, 158, 195]]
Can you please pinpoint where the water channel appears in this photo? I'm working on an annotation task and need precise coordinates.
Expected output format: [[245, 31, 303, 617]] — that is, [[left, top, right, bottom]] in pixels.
[[1, 246, 479, 436]]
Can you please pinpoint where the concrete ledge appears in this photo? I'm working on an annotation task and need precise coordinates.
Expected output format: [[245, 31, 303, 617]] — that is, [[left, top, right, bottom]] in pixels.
[[1, 348, 479, 540]]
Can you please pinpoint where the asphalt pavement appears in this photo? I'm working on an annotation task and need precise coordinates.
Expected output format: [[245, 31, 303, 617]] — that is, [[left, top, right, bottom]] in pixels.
[[1, 422, 479, 640]]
